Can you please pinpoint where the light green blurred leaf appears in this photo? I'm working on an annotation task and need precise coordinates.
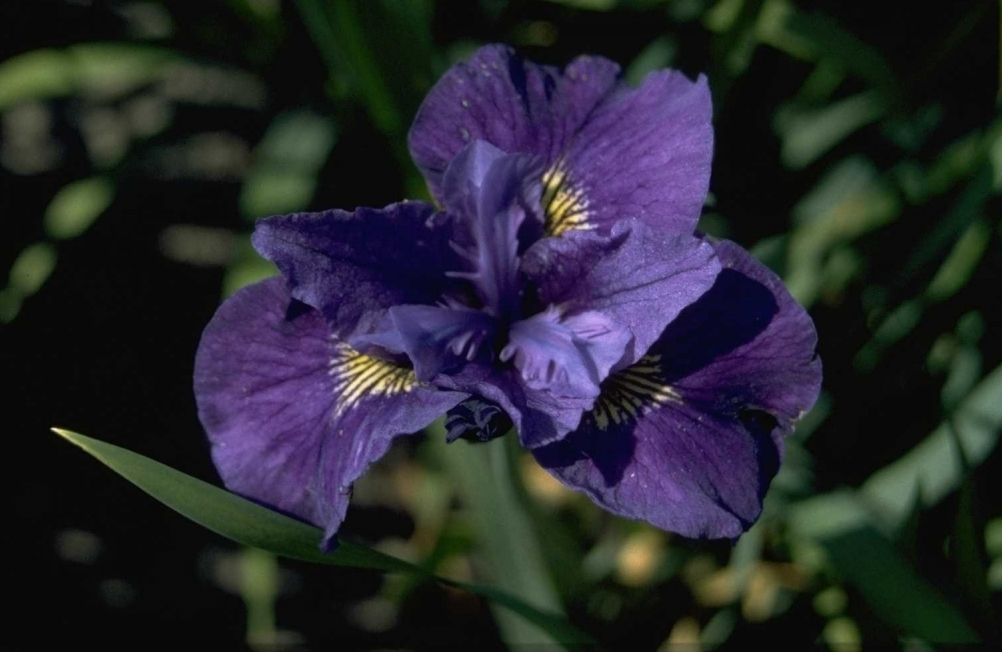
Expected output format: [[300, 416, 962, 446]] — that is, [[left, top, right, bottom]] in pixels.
[[54, 428, 594, 647], [776, 92, 888, 169], [862, 363, 1002, 530], [786, 156, 900, 306], [44, 177, 115, 240], [0, 50, 73, 109], [71, 43, 176, 99], [789, 491, 979, 643], [0, 43, 176, 109], [253, 110, 337, 170], [222, 239, 276, 298], [9, 242, 57, 297], [240, 171, 318, 220], [625, 37, 678, 86], [240, 110, 336, 219]]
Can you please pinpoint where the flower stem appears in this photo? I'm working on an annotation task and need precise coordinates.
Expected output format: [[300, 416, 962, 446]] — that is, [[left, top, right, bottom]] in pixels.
[[428, 422, 567, 648]]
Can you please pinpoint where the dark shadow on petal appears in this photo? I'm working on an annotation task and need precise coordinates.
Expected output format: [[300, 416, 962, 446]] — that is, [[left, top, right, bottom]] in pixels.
[[284, 297, 313, 321], [534, 268, 781, 490], [531, 413, 637, 488], [657, 268, 779, 382], [506, 52, 529, 105], [737, 407, 782, 501]]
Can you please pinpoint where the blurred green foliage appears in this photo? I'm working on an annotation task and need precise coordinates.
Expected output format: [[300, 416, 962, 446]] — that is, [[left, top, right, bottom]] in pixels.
[[4, 0, 1000, 649]]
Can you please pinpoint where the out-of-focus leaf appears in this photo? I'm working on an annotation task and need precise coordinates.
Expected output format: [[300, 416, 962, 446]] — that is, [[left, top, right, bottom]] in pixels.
[[752, 0, 814, 60], [54, 429, 594, 647], [540, 0, 615, 9], [296, 0, 430, 135], [225, 0, 282, 23], [941, 344, 983, 412], [925, 128, 995, 199], [240, 547, 279, 645], [0, 50, 73, 108], [241, 172, 317, 220], [44, 177, 115, 240], [71, 43, 176, 100], [710, 0, 766, 82], [861, 363, 1002, 529], [0, 44, 176, 109], [990, 126, 1002, 190], [925, 219, 991, 303], [854, 300, 923, 373], [786, 157, 900, 305], [899, 166, 991, 286], [222, 250, 276, 298], [986, 518, 1002, 558], [0, 288, 20, 324], [625, 36, 678, 86], [951, 480, 996, 635], [239, 110, 337, 219], [781, 9, 899, 95], [9, 243, 57, 297], [789, 491, 979, 643], [776, 92, 888, 169], [426, 423, 567, 648]]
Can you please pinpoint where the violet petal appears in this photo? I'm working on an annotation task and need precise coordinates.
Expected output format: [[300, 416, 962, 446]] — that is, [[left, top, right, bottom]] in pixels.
[[502, 306, 630, 399], [351, 303, 497, 381], [409, 45, 619, 201], [442, 140, 544, 319], [194, 278, 466, 550], [532, 240, 821, 538], [251, 201, 460, 338], [522, 219, 721, 367], [409, 44, 713, 234]]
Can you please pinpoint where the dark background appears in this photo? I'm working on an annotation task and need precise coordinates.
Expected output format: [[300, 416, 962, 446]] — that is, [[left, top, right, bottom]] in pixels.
[[3, 0, 1000, 648]]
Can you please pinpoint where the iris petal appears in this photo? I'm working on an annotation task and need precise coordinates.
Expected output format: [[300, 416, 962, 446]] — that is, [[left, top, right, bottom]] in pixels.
[[442, 140, 544, 319], [194, 278, 466, 550], [409, 44, 712, 235], [409, 45, 619, 201], [252, 201, 461, 339], [502, 306, 630, 399], [522, 219, 721, 367], [532, 240, 821, 538], [351, 304, 496, 381]]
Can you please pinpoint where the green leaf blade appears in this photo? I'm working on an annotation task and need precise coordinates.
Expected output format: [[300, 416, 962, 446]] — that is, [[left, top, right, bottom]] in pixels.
[[53, 428, 596, 647]]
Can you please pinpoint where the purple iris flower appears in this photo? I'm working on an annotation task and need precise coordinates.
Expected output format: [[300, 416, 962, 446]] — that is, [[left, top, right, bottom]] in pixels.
[[194, 45, 821, 551]]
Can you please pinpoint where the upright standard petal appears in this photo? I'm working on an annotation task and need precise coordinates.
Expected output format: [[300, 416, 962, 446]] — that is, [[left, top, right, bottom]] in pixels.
[[252, 201, 462, 338], [408, 45, 713, 235], [409, 45, 619, 198], [441, 140, 544, 320], [533, 242, 821, 538], [194, 278, 466, 550]]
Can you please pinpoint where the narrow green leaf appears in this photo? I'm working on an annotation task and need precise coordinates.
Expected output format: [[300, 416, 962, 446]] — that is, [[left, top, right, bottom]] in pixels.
[[789, 491, 979, 643], [53, 428, 595, 647], [53, 428, 412, 572]]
